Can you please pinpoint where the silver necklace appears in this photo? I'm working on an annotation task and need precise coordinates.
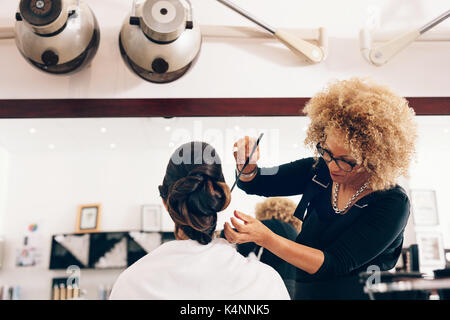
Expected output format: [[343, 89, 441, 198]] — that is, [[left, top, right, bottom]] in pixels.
[[332, 182, 369, 215]]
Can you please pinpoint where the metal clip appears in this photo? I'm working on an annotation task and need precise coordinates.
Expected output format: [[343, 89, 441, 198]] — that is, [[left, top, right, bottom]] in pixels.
[[311, 175, 329, 188]]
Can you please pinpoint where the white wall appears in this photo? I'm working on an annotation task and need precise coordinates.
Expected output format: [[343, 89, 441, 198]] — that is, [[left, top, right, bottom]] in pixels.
[[0, 149, 171, 300], [410, 116, 450, 267], [0, 116, 313, 299], [0, 147, 9, 235], [0, 0, 449, 98], [0, 0, 449, 299]]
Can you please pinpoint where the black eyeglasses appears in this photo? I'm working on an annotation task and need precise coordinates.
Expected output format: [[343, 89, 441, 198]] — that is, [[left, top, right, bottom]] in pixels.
[[316, 143, 357, 172]]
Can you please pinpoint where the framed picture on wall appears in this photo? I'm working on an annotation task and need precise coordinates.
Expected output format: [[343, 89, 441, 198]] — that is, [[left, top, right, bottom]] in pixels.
[[410, 189, 439, 226], [445, 249, 450, 268], [76, 204, 102, 233], [141, 205, 162, 232], [416, 232, 445, 268]]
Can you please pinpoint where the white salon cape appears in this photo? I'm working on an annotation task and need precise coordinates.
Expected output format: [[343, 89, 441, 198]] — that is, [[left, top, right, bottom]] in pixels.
[[109, 238, 290, 300]]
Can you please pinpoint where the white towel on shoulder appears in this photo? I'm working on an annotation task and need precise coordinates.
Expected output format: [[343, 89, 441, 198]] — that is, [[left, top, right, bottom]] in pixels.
[[109, 238, 290, 300]]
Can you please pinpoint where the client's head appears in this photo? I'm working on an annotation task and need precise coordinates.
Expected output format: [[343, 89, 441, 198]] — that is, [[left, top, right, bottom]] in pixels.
[[158, 142, 231, 245]]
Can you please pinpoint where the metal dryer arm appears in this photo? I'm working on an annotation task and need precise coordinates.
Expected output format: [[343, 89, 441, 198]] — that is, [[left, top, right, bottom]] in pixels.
[[216, 0, 325, 63], [361, 9, 450, 66]]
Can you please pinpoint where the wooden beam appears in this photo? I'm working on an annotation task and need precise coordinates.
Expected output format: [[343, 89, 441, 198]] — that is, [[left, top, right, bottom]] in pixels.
[[0, 97, 449, 118]]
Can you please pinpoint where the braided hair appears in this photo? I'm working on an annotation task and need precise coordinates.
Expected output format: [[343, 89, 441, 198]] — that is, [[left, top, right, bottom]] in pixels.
[[158, 142, 231, 245]]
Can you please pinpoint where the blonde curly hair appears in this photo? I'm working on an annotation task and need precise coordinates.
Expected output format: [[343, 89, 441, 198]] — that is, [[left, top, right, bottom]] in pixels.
[[303, 77, 417, 191], [255, 197, 302, 232]]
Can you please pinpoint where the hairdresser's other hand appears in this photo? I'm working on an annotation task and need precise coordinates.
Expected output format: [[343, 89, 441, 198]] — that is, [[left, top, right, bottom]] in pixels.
[[233, 136, 260, 173], [224, 210, 272, 247]]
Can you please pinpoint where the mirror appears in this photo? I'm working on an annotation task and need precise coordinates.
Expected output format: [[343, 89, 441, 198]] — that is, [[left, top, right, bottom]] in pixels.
[[0, 115, 448, 299]]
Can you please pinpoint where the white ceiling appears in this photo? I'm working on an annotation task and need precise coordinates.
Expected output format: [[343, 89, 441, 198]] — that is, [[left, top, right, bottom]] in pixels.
[[0, 115, 448, 156], [0, 116, 312, 156]]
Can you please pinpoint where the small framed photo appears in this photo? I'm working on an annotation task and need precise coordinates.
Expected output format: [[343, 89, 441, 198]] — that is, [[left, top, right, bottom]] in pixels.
[[445, 249, 450, 268], [141, 205, 162, 232], [410, 189, 439, 226], [76, 204, 101, 233], [416, 232, 445, 268]]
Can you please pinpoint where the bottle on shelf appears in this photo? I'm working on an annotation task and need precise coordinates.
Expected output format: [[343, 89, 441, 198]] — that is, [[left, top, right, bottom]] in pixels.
[[52, 284, 60, 300], [59, 283, 66, 300]]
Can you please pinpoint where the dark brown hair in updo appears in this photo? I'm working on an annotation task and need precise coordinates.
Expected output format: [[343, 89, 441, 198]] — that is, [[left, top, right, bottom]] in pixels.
[[158, 142, 231, 245]]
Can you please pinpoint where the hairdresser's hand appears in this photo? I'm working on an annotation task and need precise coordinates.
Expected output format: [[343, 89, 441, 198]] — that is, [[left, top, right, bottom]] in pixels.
[[233, 136, 260, 174], [224, 210, 272, 247]]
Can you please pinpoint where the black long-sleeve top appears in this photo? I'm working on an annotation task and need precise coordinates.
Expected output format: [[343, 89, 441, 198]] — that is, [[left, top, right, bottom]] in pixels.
[[237, 157, 410, 299]]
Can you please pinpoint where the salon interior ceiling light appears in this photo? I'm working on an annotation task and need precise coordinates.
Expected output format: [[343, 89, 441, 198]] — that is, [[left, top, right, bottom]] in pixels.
[[215, 0, 325, 63], [360, 9, 450, 66], [14, 0, 100, 74], [149, 117, 180, 125], [119, 0, 202, 83]]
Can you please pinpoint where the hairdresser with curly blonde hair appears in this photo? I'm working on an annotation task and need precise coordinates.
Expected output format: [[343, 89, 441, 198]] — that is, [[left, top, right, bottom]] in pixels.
[[224, 78, 418, 300]]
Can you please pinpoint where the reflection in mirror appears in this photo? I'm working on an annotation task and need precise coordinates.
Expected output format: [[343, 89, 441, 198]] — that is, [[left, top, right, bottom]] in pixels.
[[0, 116, 448, 299]]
